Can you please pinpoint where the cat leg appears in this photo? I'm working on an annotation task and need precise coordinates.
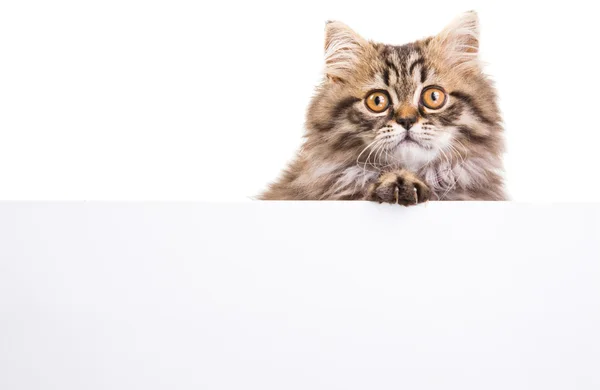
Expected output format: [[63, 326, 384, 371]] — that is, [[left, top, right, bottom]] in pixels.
[[366, 170, 430, 205]]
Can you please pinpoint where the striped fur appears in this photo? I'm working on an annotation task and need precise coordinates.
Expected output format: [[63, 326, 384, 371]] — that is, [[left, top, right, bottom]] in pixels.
[[261, 12, 506, 202]]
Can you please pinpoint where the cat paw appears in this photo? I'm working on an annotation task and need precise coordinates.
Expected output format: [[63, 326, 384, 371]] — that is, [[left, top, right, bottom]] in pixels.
[[366, 170, 430, 206]]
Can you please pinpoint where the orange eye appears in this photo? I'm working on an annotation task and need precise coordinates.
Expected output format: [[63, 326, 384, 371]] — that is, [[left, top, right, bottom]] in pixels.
[[365, 90, 391, 113], [420, 86, 447, 110]]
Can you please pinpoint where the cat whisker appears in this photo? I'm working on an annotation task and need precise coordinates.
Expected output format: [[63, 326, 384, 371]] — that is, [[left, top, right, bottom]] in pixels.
[[385, 143, 398, 168], [356, 138, 381, 170], [368, 139, 388, 172], [435, 146, 453, 200], [362, 138, 385, 175], [439, 141, 471, 200], [379, 142, 397, 171], [374, 140, 389, 167]]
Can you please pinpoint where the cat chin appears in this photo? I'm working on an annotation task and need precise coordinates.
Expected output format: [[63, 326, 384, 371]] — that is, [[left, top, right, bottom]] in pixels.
[[390, 143, 438, 171]]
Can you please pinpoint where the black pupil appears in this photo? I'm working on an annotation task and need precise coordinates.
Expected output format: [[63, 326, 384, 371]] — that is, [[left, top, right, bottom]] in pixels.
[[374, 96, 383, 106], [431, 91, 439, 101]]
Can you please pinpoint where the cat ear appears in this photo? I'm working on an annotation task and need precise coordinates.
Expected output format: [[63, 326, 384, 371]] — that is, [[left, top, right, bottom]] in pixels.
[[324, 21, 367, 81], [433, 11, 480, 69]]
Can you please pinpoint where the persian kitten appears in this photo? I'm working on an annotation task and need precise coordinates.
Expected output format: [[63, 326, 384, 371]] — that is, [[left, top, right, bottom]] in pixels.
[[261, 12, 506, 204]]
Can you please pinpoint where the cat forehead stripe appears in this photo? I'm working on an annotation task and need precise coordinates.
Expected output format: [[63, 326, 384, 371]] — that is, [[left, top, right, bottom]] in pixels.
[[378, 45, 428, 93]]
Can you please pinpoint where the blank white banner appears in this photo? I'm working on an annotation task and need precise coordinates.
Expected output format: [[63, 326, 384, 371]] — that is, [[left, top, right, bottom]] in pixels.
[[1, 202, 599, 390]]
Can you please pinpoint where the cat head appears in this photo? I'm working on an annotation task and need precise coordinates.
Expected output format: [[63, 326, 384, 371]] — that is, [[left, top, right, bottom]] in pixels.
[[305, 11, 503, 171]]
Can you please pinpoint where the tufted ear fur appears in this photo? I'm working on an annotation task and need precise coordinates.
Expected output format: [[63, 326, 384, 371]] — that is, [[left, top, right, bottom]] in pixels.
[[431, 11, 481, 71], [324, 21, 368, 82]]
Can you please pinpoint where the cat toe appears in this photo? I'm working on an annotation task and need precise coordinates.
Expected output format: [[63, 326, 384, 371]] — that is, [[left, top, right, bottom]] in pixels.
[[367, 171, 430, 206]]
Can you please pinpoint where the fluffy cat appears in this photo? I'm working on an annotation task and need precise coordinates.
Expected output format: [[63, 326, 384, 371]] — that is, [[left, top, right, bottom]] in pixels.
[[261, 11, 506, 204]]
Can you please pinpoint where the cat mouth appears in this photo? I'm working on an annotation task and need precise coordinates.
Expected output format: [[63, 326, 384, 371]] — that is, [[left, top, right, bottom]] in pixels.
[[397, 135, 422, 147]]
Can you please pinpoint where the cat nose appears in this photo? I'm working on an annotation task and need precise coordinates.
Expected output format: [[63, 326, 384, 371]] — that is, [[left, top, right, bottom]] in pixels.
[[396, 116, 417, 130]]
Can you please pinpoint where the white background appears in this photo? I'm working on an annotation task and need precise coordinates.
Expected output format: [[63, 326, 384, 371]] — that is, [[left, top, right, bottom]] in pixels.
[[1, 202, 599, 389], [1, 0, 598, 201]]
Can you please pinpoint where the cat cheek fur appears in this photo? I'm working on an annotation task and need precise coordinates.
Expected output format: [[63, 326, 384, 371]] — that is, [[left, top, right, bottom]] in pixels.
[[260, 11, 507, 201]]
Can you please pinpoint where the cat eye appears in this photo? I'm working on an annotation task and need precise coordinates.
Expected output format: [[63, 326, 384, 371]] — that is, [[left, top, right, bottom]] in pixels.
[[365, 90, 391, 113], [420, 86, 447, 110]]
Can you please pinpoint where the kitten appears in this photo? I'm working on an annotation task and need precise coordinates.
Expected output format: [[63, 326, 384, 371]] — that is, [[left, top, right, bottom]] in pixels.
[[261, 11, 506, 204]]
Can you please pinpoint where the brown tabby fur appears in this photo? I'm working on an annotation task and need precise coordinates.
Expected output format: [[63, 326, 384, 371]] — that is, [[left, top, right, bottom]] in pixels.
[[261, 12, 506, 203]]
